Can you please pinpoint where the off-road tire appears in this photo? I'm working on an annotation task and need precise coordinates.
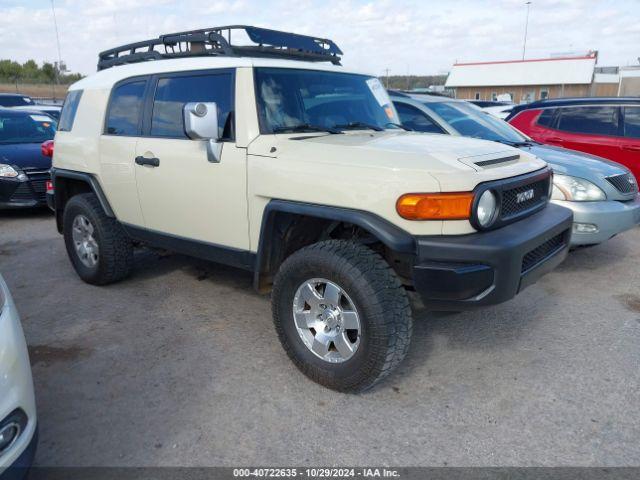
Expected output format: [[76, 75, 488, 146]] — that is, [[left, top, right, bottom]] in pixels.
[[63, 193, 133, 285], [272, 240, 413, 393]]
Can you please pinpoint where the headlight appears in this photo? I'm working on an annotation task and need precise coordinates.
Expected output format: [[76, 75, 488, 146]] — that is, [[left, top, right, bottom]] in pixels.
[[476, 190, 498, 227], [552, 175, 606, 202], [0, 164, 19, 178]]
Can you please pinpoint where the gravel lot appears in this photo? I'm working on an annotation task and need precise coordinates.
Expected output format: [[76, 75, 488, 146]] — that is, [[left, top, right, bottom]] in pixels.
[[1, 209, 639, 467]]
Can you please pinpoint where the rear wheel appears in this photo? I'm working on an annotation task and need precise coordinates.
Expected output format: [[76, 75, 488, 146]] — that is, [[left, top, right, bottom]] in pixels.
[[63, 193, 133, 285], [272, 240, 413, 393]]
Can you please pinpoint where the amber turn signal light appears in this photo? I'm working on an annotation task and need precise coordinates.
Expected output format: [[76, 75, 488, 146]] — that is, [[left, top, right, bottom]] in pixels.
[[396, 192, 474, 220]]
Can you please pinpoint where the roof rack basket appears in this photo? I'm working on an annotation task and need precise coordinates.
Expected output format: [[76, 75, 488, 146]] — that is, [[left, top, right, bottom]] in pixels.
[[97, 25, 343, 70]]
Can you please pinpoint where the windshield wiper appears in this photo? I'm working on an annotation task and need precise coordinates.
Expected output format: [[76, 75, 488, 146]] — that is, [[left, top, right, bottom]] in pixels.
[[332, 121, 383, 132], [386, 122, 412, 131], [272, 124, 341, 134], [494, 139, 536, 147]]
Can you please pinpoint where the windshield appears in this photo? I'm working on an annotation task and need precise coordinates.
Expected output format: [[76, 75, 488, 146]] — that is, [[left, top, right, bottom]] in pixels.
[[428, 101, 528, 143], [255, 68, 399, 133], [0, 95, 34, 107], [0, 111, 57, 144]]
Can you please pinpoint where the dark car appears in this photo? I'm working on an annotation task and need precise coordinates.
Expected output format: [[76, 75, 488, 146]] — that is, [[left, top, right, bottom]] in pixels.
[[0, 109, 56, 209], [469, 100, 513, 108], [0, 94, 36, 107], [506, 97, 640, 181]]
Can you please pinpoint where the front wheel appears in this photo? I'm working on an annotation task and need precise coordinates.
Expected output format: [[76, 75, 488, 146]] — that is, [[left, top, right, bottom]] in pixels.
[[272, 240, 413, 393]]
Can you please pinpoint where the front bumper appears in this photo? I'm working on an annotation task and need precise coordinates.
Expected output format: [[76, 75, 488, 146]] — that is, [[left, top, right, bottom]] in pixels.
[[0, 176, 48, 210], [0, 427, 37, 480], [0, 277, 37, 477], [553, 195, 640, 246], [412, 203, 573, 310]]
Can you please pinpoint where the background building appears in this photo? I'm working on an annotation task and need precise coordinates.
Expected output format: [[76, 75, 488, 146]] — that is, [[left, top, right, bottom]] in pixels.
[[444, 51, 637, 102]]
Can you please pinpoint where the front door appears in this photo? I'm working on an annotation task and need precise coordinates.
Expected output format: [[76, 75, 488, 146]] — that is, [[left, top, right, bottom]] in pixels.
[[133, 69, 249, 250]]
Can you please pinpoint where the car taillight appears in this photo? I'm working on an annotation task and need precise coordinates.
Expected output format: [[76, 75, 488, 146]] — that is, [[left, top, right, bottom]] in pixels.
[[46, 180, 54, 193], [41, 140, 54, 157]]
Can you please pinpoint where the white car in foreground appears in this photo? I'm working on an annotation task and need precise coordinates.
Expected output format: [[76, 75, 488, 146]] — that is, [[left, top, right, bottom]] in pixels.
[[0, 275, 37, 480]]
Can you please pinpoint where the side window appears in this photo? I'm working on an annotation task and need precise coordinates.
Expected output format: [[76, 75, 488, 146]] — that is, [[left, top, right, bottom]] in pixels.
[[556, 106, 619, 136], [58, 90, 83, 132], [106, 80, 146, 135], [394, 102, 445, 134], [150, 72, 234, 139], [536, 108, 556, 127], [623, 107, 640, 139]]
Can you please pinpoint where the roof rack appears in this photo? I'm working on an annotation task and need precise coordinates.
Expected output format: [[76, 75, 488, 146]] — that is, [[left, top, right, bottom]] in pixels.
[[97, 25, 343, 71]]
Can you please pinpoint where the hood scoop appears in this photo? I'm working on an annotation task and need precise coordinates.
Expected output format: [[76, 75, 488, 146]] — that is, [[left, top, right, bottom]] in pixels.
[[458, 151, 521, 171], [474, 154, 520, 168]]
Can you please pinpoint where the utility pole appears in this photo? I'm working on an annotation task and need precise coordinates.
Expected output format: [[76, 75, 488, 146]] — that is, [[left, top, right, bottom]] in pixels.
[[50, 0, 63, 99], [522, 1, 532, 60], [384, 68, 390, 88]]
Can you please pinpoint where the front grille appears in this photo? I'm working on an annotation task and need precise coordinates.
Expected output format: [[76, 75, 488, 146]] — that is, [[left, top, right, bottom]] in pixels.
[[605, 173, 637, 194], [10, 183, 34, 201], [29, 179, 47, 203], [521, 232, 566, 274], [501, 177, 550, 219]]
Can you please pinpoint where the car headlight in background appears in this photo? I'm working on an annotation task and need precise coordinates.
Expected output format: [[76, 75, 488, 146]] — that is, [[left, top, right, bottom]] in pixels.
[[0, 164, 19, 178], [476, 190, 498, 227], [551, 175, 606, 202]]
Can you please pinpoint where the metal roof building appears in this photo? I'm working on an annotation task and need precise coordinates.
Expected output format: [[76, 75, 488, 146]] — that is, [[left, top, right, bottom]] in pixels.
[[444, 52, 618, 102]]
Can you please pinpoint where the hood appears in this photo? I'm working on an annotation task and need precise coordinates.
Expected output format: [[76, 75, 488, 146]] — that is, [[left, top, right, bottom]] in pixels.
[[249, 131, 546, 191], [0, 143, 51, 170], [523, 144, 628, 178]]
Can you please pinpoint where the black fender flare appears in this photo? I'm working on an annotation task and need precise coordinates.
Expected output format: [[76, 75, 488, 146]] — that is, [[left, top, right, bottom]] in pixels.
[[51, 168, 115, 217], [253, 199, 416, 290]]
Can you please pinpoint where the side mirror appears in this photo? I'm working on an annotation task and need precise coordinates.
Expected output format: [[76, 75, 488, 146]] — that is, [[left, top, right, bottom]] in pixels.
[[183, 102, 222, 163]]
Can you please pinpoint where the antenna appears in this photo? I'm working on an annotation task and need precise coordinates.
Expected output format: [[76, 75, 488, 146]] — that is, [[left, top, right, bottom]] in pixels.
[[50, 0, 63, 81]]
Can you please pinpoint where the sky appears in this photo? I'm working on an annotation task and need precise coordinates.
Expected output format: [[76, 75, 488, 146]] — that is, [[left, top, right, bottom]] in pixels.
[[1, 0, 639, 77]]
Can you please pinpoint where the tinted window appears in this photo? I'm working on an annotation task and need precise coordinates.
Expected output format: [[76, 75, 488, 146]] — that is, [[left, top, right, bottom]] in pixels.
[[106, 81, 146, 135], [58, 90, 83, 132], [623, 107, 640, 139], [427, 101, 526, 143], [536, 108, 556, 127], [254, 68, 398, 134], [394, 102, 445, 134], [0, 95, 33, 107], [0, 111, 56, 144], [150, 73, 234, 139], [556, 106, 619, 136]]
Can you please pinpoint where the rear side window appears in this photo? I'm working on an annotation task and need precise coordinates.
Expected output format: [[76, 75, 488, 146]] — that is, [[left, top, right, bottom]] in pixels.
[[150, 72, 234, 139], [394, 102, 445, 134], [57, 90, 83, 132], [536, 108, 556, 127], [623, 107, 640, 139], [556, 106, 619, 136], [105, 80, 146, 136]]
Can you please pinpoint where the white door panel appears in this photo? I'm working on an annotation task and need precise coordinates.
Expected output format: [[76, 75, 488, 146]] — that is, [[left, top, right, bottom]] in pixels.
[[134, 138, 249, 249]]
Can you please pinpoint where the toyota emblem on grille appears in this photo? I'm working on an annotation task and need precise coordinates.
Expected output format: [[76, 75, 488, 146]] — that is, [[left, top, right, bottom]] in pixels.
[[516, 189, 535, 203]]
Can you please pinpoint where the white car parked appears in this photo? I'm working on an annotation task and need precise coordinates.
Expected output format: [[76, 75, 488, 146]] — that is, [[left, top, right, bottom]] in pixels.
[[0, 275, 37, 479]]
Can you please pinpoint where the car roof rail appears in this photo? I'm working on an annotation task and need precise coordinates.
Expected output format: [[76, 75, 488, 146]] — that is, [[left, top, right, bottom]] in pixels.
[[97, 25, 343, 71]]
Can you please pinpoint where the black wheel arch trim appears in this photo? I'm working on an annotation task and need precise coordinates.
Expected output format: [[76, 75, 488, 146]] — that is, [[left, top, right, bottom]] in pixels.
[[253, 199, 416, 291], [51, 168, 115, 217]]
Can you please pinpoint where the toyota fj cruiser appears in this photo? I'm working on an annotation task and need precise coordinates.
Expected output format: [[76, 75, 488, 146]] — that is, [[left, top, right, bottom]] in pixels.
[[49, 26, 573, 392]]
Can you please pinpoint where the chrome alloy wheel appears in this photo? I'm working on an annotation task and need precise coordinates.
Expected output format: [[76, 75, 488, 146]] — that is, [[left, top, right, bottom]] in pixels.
[[72, 214, 99, 268], [292, 278, 362, 363]]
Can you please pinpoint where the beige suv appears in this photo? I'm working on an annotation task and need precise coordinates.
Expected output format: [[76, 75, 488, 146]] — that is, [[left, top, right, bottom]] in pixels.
[[48, 26, 573, 392]]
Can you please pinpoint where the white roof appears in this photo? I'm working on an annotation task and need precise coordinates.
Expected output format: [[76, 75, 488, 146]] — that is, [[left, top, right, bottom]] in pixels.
[[71, 56, 362, 91], [445, 54, 597, 88]]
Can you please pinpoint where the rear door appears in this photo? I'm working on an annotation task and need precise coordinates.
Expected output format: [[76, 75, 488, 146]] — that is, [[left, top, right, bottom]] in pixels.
[[621, 106, 640, 181], [133, 69, 250, 250], [99, 77, 149, 226], [549, 105, 623, 161]]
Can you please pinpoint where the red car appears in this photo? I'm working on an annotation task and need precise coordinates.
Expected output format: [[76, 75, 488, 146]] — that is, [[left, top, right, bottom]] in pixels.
[[507, 97, 640, 181]]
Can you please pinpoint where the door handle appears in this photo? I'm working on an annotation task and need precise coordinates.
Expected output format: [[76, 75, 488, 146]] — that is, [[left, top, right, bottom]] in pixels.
[[621, 145, 640, 152], [135, 156, 160, 167], [547, 137, 565, 143]]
